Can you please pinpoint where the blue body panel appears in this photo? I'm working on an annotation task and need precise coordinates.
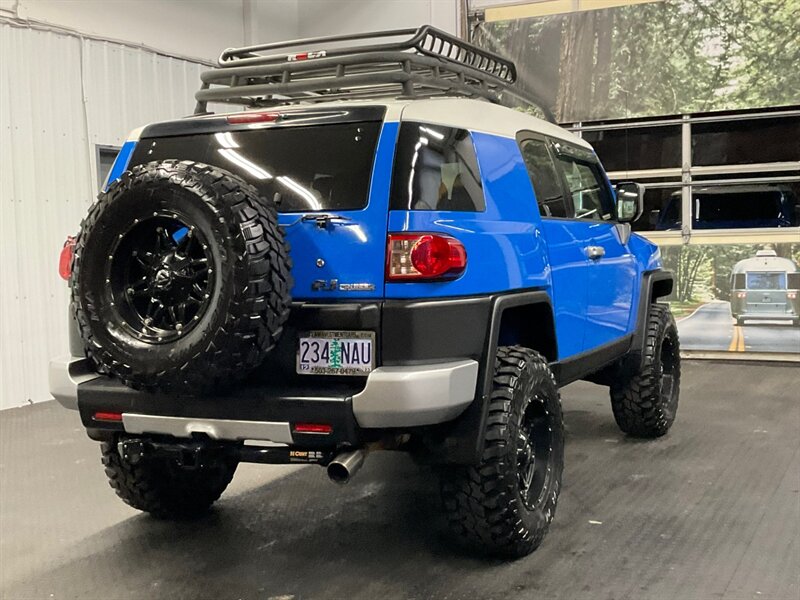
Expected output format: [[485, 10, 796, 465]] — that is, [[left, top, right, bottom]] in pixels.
[[385, 133, 550, 299], [278, 121, 399, 301], [110, 116, 660, 362], [103, 140, 137, 191], [582, 223, 637, 350]]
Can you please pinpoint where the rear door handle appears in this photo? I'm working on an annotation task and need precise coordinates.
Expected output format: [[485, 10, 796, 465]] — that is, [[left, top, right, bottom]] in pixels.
[[585, 245, 605, 260]]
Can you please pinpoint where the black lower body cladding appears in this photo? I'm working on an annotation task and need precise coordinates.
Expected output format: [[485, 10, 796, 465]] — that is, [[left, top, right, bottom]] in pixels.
[[71, 160, 292, 393]]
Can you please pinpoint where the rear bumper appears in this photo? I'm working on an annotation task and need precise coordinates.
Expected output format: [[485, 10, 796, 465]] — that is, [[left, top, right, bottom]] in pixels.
[[48, 355, 100, 410], [49, 355, 478, 445]]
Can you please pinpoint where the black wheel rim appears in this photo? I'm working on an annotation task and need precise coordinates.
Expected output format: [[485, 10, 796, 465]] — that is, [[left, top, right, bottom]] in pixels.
[[107, 214, 214, 344], [517, 393, 554, 510]]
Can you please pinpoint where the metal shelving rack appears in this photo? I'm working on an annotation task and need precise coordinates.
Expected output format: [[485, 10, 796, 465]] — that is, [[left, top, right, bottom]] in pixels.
[[194, 25, 532, 115]]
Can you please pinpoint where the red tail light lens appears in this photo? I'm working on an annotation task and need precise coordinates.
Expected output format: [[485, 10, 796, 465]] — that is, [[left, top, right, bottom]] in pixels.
[[226, 112, 282, 124], [293, 423, 333, 434], [736, 291, 747, 299], [93, 411, 123, 422], [787, 292, 797, 299], [59, 236, 76, 280], [386, 234, 467, 281]]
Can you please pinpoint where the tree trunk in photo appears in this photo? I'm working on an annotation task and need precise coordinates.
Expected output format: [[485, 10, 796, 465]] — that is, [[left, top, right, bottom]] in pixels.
[[555, 12, 596, 122], [592, 10, 614, 119]]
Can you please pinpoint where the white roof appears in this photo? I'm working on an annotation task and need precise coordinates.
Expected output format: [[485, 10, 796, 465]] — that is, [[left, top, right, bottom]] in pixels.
[[393, 98, 592, 149]]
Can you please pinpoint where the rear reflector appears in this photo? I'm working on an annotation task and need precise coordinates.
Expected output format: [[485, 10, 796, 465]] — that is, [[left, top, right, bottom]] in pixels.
[[293, 423, 333, 434], [93, 411, 123, 422], [386, 233, 467, 281], [227, 112, 282, 124], [58, 236, 76, 280]]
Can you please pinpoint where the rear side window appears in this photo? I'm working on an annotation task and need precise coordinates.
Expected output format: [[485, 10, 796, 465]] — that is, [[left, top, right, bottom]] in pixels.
[[390, 122, 485, 212], [129, 122, 381, 212], [519, 138, 568, 218]]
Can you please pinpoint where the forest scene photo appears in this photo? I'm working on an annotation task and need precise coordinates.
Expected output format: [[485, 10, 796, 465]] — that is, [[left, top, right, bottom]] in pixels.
[[474, 0, 800, 123]]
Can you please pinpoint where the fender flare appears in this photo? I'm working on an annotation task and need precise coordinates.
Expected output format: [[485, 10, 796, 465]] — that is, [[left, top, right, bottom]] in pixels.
[[440, 290, 554, 465], [626, 269, 674, 373]]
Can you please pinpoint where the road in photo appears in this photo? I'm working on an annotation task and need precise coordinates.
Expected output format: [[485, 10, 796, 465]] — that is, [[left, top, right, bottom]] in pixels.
[[678, 301, 800, 353]]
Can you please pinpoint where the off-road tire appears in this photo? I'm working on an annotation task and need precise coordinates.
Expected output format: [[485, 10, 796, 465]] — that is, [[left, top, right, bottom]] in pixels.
[[72, 160, 292, 393], [100, 439, 237, 519], [440, 346, 564, 558], [610, 303, 680, 437]]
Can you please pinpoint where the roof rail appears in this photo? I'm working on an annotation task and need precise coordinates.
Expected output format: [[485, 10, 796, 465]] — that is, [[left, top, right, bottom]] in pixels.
[[194, 25, 538, 115]]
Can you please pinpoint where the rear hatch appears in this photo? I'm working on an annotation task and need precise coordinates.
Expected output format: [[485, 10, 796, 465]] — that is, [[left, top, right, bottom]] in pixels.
[[126, 106, 395, 301]]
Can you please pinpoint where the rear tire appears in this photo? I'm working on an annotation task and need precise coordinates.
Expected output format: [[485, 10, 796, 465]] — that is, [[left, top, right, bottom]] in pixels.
[[101, 438, 237, 519], [72, 160, 292, 393], [610, 303, 680, 438], [440, 346, 564, 558]]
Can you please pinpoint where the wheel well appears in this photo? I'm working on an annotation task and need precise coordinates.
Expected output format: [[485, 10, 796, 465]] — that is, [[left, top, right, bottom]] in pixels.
[[496, 303, 558, 363], [652, 276, 673, 299]]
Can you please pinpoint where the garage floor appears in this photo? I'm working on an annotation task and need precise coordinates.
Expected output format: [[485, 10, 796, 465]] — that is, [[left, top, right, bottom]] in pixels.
[[1, 361, 798, 600]]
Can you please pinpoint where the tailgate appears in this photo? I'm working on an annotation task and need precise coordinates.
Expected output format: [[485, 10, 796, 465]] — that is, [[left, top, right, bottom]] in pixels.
[[127, 108, 396, 301]]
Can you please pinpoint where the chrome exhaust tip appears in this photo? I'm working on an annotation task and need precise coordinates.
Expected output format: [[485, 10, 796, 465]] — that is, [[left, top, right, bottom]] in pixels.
[[326, 449, 365, 484]]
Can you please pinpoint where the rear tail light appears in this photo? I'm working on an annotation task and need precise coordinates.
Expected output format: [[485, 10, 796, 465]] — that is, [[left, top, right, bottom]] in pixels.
[[386, 233, 467, 281], [736, 291, 747, 299], [226, 111, 282, 124], [93, 411, 123, 422], [293, 423, 333, 434], [59, 236, 76, 280], [788, 292, 797, 299]]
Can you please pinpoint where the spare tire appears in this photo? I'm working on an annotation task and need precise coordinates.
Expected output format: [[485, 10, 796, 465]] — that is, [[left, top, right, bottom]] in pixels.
[[72, 160, 292, 393]]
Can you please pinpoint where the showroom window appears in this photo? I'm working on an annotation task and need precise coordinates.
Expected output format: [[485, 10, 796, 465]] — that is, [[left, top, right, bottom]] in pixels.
[[390, 122, 485, 212], [582, 125, 682, 172], [95, 145, 121, 190], [568, 107, 800, 237]]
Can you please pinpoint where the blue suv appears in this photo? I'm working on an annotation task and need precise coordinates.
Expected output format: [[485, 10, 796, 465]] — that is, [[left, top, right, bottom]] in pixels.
[[50, 27, 679, 558]]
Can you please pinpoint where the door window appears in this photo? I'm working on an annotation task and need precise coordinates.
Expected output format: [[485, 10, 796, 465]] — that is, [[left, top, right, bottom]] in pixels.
[[555, 154, 613, 221], [519, 139, 568, 218]]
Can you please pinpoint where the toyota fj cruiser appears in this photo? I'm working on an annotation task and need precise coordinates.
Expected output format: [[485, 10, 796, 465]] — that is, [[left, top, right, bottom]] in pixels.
[[50, 27, 679, 558]]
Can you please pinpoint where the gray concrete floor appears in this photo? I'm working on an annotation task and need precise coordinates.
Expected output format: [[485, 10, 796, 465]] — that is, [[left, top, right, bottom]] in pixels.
[[1, 361, 798, 600]]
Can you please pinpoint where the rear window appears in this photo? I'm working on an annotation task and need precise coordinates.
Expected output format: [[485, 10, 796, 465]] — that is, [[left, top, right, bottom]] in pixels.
[[129, 122, 381, 212], [746, 272, 786, 290], [390, 122, 485, 212]]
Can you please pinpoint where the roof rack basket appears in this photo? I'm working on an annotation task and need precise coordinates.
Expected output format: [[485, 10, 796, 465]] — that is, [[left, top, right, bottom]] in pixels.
[[194, 25, 530, 114]]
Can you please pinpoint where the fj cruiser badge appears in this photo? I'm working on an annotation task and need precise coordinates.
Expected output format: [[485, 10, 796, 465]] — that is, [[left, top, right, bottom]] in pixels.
[[311, 279, 375, 292]]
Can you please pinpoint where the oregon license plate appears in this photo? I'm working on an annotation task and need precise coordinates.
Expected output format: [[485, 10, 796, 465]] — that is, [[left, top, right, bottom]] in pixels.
[[296, 331, 375, 375]]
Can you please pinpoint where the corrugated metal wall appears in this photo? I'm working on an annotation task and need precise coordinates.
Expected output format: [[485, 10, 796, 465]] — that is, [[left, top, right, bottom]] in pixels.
[[0, 22, 207, 409]]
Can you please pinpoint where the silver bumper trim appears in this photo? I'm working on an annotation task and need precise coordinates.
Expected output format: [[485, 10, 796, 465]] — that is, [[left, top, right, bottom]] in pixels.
[[352, 359, 479, 428], [48, 355, 100, 411], [121, 414, 293, 443]]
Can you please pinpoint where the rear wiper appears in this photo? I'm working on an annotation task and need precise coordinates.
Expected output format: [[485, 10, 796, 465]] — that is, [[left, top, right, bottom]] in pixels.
[[301, 213, 353, 229]]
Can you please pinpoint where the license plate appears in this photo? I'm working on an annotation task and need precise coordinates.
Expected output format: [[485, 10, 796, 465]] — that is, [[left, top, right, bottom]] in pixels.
[[296, 331, 375, 375]]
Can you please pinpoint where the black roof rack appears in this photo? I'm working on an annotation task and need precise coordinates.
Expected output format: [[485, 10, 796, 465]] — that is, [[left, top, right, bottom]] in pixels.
[[194, 25, 532, 115]]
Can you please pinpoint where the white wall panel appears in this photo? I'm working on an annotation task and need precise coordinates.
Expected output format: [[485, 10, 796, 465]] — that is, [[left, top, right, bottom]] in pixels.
[[0, 22, 206, 408]]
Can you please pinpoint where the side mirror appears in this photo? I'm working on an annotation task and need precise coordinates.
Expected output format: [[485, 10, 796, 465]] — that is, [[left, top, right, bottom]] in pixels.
[[615, 181, 645, 223]]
